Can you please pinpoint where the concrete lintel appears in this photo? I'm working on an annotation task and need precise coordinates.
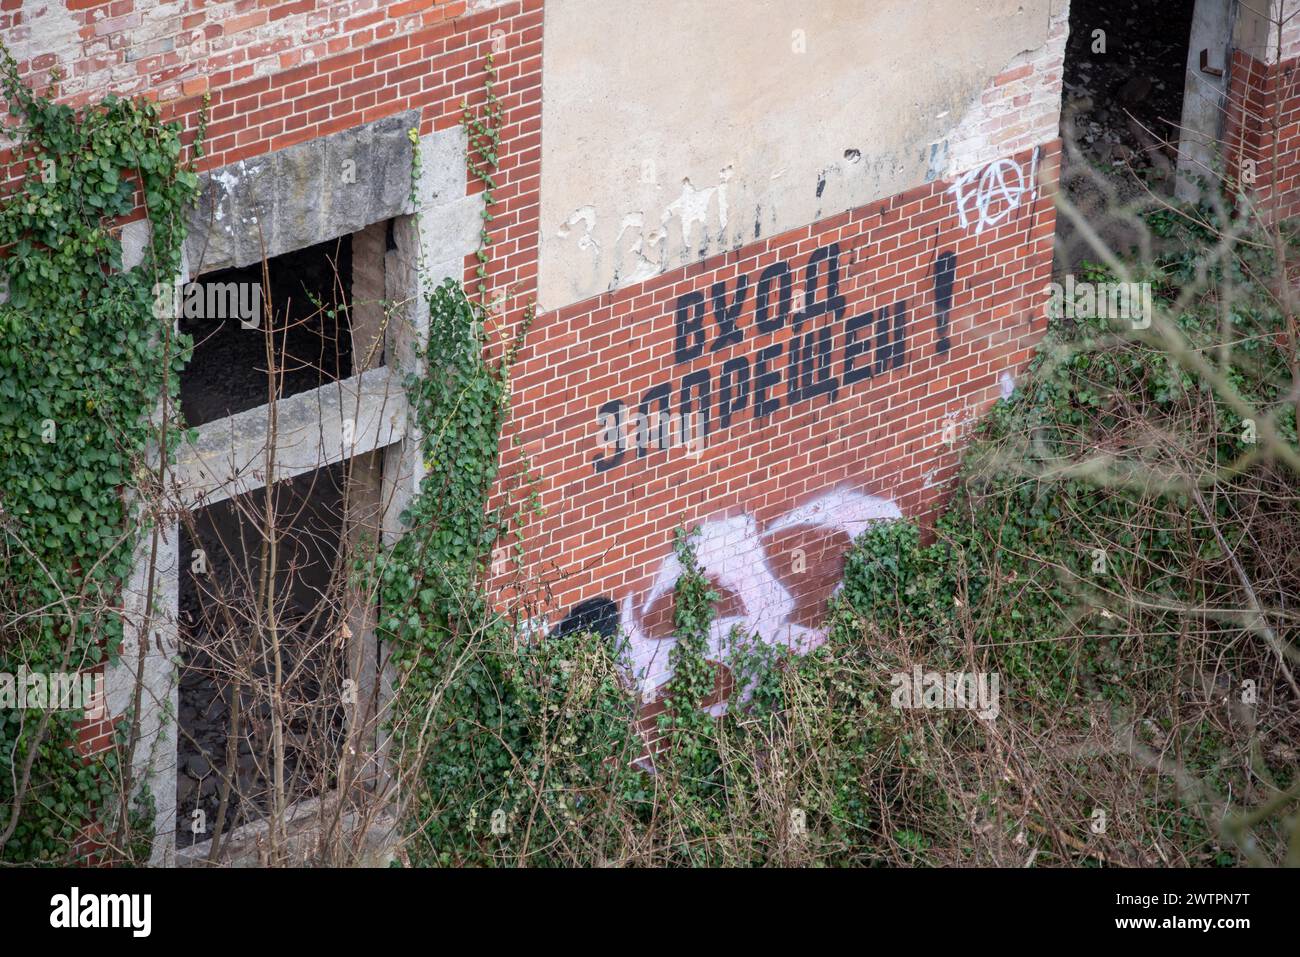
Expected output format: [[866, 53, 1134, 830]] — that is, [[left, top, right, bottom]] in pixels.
[[174, 367, 408, 508], [187, 109, 420, 274]]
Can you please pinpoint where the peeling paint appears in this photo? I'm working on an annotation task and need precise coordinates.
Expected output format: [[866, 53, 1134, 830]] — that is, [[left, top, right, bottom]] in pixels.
[[559, 167, 740, 295], [7, 1, 79, 72], [662, 173, 727, 255], [926, 140, 949, 183], [557, 205, 598, 251]]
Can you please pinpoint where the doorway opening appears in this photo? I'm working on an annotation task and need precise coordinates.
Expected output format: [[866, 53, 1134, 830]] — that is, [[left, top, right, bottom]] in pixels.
[[1056, 0, 1204, 268]]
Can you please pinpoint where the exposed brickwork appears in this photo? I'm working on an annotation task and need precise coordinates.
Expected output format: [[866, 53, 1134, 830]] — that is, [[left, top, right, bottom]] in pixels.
[[943, 4, 1068, 178], [3, 0, 512, 108], [1219, 9, 1300, 220], [1224, 47, 1300, 221], [71, 669, 114, 861], [76, 712, 117, 758], [497, 143, 1060, 658], [5, 0, 541, 309]]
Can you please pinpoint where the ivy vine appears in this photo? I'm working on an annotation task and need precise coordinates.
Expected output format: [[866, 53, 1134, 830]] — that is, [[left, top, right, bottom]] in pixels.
[[0, 47, 202, 863], [461, 53, 502, 302]]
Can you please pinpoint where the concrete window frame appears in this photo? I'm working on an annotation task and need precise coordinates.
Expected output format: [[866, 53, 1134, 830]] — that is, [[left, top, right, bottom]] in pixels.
[[109, 113, 484, 865]]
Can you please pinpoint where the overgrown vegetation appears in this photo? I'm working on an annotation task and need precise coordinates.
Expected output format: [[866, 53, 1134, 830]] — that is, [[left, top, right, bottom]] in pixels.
[[3, 32, 1298, 870], [381, 195, 1300, 866], [821, 209, 1300, 866], [0, 49, 200, 862]]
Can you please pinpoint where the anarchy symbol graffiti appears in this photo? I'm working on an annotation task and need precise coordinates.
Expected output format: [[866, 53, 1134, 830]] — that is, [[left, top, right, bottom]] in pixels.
[[949, 148, 1040, 235]]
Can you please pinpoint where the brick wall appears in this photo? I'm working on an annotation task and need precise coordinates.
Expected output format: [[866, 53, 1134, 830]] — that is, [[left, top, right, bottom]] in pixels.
[[4, 0, 511, 107], [496, 141, 1059, 703], [1223, 12, 1300, 221], [172, 0, 544, 313], [1223, 49, 1299, 219], [942, 5, 1068, 178], [71, 668, 112, 860], [6, 0, 541, 304], [6, 0, 1070, 851], [494, 4, 1068, 706]]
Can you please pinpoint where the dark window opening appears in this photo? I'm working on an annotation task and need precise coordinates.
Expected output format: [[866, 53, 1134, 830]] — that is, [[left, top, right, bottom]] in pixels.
[[1061, 0, 1197, 177], [176, 461, 348, 846], [1057, 0, 1198, 268], [180, 235, 354, 428]]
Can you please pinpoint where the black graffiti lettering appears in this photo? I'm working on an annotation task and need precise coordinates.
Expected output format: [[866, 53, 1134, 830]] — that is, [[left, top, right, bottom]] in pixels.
[[592, 241, 957, 473], [554, 597, 618, 640], [754, 262, 793, 334], [893, 301, 907, 369], [709, 275, 747, 352], [680, 368, 710, 442], [799, 324, 840, 401], [674, 291, 706, 363], [593, 399, 627, 472], [717, 356, 750, 429], [874, 300, 906, 375], [934, 250, 956, 354], [787, 330, 803, 406], [843, 309, 874, 385], [637, 383, 672, 456], [753, 342, 783, 418], [796, 243, 843, 331]]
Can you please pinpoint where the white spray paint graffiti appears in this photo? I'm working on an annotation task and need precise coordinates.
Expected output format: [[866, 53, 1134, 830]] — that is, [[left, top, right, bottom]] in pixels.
[[949, 148, 1039, 235], [615, 488, 901, 714]]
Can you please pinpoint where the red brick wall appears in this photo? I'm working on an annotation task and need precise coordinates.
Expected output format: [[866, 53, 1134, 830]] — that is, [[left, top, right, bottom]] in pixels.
[[5, 1, 501, 107], [5, 0, 542, 309], [1224, 47, 1300, 221], [181, 0, 542, 317], [174, 0, 542, 311], [71, 669, 112, 861], [497, 143, 1059, 670]]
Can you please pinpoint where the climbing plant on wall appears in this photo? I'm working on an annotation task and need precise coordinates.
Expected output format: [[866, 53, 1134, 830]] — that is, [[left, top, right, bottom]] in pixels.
[[462, 51, 502, 303], [374, 51, 555, 863], [0, 47, 202, 863], [376, 276, 548, 863]]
